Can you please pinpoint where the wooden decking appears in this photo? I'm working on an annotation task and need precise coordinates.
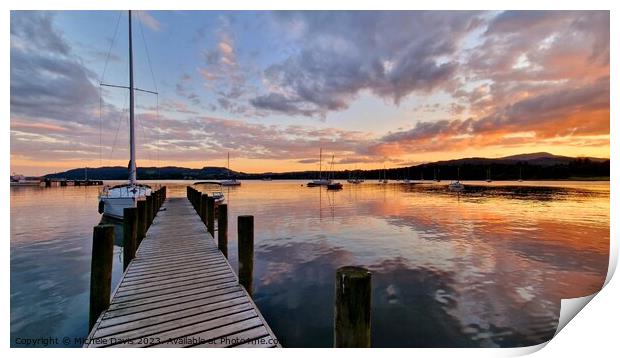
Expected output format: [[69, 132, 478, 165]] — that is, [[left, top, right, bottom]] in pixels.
[[85, 198, 279, 347]]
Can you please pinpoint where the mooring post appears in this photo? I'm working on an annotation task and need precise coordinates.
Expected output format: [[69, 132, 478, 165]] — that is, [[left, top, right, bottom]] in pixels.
[[137, 200, 146, 244], [145, 195, 153, 228], [200, 194, 208, 225], [151, 192, 158, 220], [217, 204, 228, 258], [123, 207, 138, 271], [238, 215, 254, 295], [334, 266, 372, 348], [89, 224, 115, 330], [207, 197, 216, 236]]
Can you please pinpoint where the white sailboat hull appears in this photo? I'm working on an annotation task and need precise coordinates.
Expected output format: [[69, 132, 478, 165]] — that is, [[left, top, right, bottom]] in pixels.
[[221, 179, 241, 186], [99, 184, 151, 219], [100, 197, 138, 219]]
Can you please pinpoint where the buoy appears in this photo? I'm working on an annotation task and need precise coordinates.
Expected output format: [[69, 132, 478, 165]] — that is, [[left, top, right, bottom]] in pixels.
[[98, 200, 104, 214]]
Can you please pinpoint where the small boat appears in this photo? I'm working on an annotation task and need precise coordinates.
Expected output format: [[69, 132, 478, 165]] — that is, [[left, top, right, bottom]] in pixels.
[[221, 179, 241, 186], [221, 152, 241, 186], [518, 167, 523, 182], [347, 167, 364, 184], [307, 148, 331, 187], [402, 178, 411, 185], [326, 154, 343, 190], [327, 182, 343, 190], [486, 168, 492, 183], [378, 166, 388, 184], [98, 11, 153, 219], [211, 191, 225, 203], [448, 181, 464, 191], [448, 168, 464, 191], [261, 177, 272, 181]]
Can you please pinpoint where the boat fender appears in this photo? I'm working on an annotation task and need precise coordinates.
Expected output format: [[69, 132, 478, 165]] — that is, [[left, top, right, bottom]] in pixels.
[[98, 200, 105, 214]]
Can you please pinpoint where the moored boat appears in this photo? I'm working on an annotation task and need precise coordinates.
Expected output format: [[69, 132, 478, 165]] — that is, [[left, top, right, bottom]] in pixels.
[[98, 11, 153, 219]]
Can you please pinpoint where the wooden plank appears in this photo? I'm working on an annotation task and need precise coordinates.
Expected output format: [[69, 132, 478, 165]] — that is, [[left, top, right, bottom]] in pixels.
[[108, 281, 240, 311], [85, 197, 279, 348], [103, 287, 244, 319], [98, 296, 250, 330], [91, 305, 256, 345]]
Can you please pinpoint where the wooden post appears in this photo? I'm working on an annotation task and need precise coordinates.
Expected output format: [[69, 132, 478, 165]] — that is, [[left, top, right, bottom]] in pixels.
[[137, 200, 146, 244], [123, 207, 138, 271], [237, 215, 254, 295], [217, 204, 228, 258], [89, 224, 115, 330], [145, 195, 153, 228], [334, 266, 372, 348], [200, 194, 208, 225], [207, 197, 215, 236], [151, 192, 158, 220]]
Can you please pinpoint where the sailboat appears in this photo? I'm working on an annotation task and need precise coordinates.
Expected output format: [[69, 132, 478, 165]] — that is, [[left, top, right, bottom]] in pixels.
[[518, 167, 523, 182], [307, 148, 332, 187], [221, 152, 241, 186], [401, 167, 411, 184], [326, 154, 343, 190], [486, 168, 492, 183], [448, 167, 465, 191], [98, 11, 152, 219], [379, 166, 388, 184], [347, 166, 363, 184]]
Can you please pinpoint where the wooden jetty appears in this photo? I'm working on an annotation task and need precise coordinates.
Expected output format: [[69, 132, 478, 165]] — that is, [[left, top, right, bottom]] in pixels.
[[85, 188, 279, 348]]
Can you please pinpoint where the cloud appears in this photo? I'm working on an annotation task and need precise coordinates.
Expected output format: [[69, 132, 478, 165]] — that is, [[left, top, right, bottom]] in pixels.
[[135, 11, 161, 32], [371, 76, 609, 155], [250, 11, 483, 117], [10, 11, 100, 125]]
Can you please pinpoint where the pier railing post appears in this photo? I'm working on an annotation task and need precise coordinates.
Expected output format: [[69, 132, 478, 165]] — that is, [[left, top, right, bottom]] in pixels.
[[137, 200, 146, 244], [334, 266, 372, 348], [237, 215, 254, 295], [207, 197, 215, 236], [123, 207, 138, 271], [200, 194, 208, 225], [217, 204, 228, 258], [145, 194, 153, 228], [89, 224, 115, 330]]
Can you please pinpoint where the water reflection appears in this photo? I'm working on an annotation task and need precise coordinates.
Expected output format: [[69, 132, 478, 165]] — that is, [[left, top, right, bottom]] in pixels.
[[10, 180, 609, 347]]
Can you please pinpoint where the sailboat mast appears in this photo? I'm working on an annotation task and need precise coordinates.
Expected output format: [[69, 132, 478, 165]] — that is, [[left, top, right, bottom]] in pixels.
[[319, 148, 322, 179], [128, 10, 137, 185]]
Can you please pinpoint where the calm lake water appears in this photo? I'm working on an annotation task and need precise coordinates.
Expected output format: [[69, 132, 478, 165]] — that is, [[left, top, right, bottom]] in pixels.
[[10, 180, 609, 347]]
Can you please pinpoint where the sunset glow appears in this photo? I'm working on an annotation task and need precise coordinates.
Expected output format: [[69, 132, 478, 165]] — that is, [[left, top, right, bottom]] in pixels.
[[10, 11, 610, 175]]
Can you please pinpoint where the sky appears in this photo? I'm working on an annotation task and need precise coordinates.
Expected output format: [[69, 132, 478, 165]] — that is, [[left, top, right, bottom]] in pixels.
[[10, 10, 610, 175]]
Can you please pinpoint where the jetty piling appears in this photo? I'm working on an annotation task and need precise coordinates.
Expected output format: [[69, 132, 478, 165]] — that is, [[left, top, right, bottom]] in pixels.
[[122, 207, 138, 271], [137, 200, 146, 244], [207, 197, 215, 236], [89, 224, 115, 330], [218, 204, 228, 258], [334, 266, 372, 348], [200, 193, 208, 224], [145, 195, 153, 227], [238, 215, 254, 296]]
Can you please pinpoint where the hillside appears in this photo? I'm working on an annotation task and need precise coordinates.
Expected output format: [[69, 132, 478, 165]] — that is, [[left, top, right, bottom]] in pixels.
[[44, 153, 609, 181]]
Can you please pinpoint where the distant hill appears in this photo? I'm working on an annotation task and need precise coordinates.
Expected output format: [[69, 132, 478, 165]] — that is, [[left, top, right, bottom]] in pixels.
[[45, 166, 241, 180], [44, 152, 609, 181]]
